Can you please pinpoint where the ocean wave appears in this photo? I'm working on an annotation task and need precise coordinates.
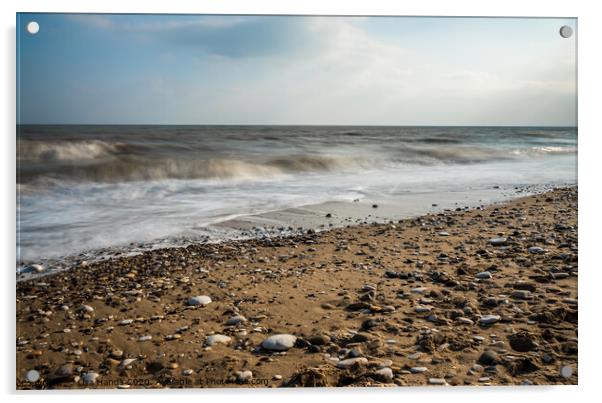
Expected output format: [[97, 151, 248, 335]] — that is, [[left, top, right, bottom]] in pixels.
[[530, 146, 577, 154], [18, 140, 132, 162], [18, 154, 372, 186], [16, 134, 577, 187]]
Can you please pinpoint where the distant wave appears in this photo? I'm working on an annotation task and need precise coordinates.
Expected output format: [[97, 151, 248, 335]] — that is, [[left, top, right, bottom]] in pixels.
[[530, 146, 577, 154], [18, 154, 375, 185], [18, 140, 134, 162], [17, 137, 577, 187]]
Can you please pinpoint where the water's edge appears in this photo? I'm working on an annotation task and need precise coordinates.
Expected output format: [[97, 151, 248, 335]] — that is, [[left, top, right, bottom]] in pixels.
[[17, 182, 576, 282]]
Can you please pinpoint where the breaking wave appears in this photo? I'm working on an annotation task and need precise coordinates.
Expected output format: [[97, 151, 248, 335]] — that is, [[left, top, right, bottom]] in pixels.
[[18, 140, 133, 162], [17, 133, 577, 187]]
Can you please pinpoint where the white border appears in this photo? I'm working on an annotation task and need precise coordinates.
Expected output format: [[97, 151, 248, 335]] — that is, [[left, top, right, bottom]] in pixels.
[[2, 1, 600, 403]]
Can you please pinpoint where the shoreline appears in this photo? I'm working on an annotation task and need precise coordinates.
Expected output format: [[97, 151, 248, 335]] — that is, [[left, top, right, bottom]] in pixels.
[[17, 182, 574, 281], [16, 186, 577, 388]]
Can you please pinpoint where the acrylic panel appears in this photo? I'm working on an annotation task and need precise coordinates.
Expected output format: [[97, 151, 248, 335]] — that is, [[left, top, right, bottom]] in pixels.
[[16, 13, 577, 389]]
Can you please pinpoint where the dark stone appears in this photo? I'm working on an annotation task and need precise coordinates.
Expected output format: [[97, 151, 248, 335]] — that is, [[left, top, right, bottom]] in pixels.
[[346, 302, 371, 311], [348, 348, 363, 358], [359, 290, 375, 302], [513, 282, 537, 292], [483, 297, 499, 308], [508, 332, 538, 352], [478, 350, 498, 366], [361, 319, 378, 331], [146, 360, 165, 374], [561, 341, 578, 355], [349, 333, 369, 343], [307, 335, 331, 346], [502, 357, 540, 376], [295, 338, 311, 348], [308, 344, 322, 353]]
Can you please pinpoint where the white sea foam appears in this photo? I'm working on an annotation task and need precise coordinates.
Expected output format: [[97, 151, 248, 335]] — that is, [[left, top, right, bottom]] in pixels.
[[16, 125, 577, 265], [19, 139, 125, 162]]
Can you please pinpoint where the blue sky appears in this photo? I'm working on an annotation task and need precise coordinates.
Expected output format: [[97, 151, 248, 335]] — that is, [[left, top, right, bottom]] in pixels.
[[17, 14, 576, 125]]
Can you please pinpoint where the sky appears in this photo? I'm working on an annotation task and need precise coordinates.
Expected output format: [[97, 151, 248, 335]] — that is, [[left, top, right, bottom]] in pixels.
[[17, 14, 577, 126]]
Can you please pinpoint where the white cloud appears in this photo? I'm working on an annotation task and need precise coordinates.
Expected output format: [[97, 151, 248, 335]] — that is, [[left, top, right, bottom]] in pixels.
[[58, 16, 576, 125]]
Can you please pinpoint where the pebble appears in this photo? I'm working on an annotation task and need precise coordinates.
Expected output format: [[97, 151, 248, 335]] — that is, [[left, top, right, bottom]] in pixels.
[[80, 305, 94, 313], [411, 287, 428, 295], [528, 246, 545, 254], [82, 372, 99, 385], [511, 290, 532, 299], [489, 237, 507, 246], [475, 271, 493, 279], [188, 295, 212, 306], [428, 378, 447, 385], [206, 334, 232, 346], [308, 335, 331, 345], [118, 319, 134, 325], [456, 317, 474, 325], [508, 332, 537, 352], [110, 349, 124, 358], [226, 315, 247, 326], [337, 357, 368, 369], [273, 374, 283, 380], [119, 358, 137, 368], [479, 315, 501, 325], [410, 367, 428, 373], [471, 364, 484, 372], [138, 335, 152, 342], [261, 334, 297, 351], [478, 350, 498, 365], [373, 367, 393, 382]]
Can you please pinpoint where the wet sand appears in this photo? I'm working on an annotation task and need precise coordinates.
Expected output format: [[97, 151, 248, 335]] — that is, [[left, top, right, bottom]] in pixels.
[[16, 187, 577, 389]]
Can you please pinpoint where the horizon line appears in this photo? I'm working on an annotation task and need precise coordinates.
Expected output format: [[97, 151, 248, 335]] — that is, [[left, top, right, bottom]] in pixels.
[[16, 123, 578, 128]]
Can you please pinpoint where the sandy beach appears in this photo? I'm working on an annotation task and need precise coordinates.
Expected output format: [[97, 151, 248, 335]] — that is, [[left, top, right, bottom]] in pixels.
[[16, 187, 577, 389]]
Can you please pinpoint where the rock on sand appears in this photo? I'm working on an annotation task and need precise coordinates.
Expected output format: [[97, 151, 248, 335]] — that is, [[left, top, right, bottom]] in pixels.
[[261, 334, 297, 351]]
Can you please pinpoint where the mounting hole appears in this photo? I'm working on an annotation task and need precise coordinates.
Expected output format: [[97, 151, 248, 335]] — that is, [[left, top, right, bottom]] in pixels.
[[27, 21, 39, 35], [559, 25, 573, 39]]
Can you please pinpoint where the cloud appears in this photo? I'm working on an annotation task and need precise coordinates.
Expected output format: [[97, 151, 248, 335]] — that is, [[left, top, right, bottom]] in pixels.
[[67, 14, 317, 58], [24, 15, 576, 125]]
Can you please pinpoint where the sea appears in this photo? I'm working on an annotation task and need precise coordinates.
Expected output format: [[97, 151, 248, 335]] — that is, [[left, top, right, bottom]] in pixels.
[[16, 125, 577, 272]]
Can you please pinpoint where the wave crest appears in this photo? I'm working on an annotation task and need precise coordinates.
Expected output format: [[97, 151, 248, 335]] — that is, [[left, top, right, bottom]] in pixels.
[[18, 140, 128, 162]]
